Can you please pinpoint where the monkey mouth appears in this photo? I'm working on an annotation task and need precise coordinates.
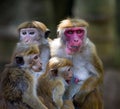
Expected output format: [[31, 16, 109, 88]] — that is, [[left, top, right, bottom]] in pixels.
[[71, 46, 79, 49], [66, 44, 80, 54], [37, 67, 42, 72], [32, 67, 42, 72], [66, 80, 70, 84], [68, 45, 80, 52], [65, 77, 72, 84]]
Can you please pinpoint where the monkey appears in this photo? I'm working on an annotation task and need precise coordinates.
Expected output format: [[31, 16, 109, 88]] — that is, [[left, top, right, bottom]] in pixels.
[[50, 18, 104, 109], [0, 43, 48, 109], [15, 21, 51, 78], [18, 21, 50, 44], [37, 57, 74, 109]]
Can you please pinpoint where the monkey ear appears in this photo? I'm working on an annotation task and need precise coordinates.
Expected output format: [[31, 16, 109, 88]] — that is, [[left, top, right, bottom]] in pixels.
[[15, 56, 24, 66], [18, 34, 21, 41], [57, 31, 60, 37], [45, 29, 50, 38], [18, 30, 21, 41], [50, 69, 58, 77]]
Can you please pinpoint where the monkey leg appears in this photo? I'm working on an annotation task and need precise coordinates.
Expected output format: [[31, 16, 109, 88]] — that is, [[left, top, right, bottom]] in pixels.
[[73, 89, 103, 109]]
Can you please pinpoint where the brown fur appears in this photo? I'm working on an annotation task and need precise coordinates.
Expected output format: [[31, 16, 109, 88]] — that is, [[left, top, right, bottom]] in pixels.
[[16, 21, 51, 77], [0, 44, 47, 109], [18, 21, 48, 32], [62, 100, 75, 109], [37, 57, 74, 109], [50, 18, 104, 109], [57, 18, 89, 31]]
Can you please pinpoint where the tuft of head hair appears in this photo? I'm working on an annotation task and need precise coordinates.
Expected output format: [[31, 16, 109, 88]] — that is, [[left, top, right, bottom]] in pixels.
[[18, 21, 48, 32], [57, 18, 89, 32], [47, 57, 73, 70], [15, 43, 40, 56]]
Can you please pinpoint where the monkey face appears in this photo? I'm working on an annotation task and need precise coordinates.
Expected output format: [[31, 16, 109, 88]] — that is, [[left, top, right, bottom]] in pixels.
[[29, 54, 42, 72], [58, 66, 73, 84], [64, 27, 86, 55], [15, 54, 42, 72], [20, 28, 40, 43]]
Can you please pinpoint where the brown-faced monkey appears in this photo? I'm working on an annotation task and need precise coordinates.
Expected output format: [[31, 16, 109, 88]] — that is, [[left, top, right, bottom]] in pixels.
[[17, 21, 51, 77], [50, 18, 104, 109], [0, 43, 48, 109], [37, 57, 74, 109]]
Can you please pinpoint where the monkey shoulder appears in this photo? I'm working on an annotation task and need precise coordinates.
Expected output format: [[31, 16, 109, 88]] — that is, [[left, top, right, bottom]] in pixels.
[[3, 67, 33, 84], [52, 77, 65, 88], [38, 75, 65, 95], [83, 39, 96, 56], [87, 39, 103, 65], [37, 75, 53, 94]]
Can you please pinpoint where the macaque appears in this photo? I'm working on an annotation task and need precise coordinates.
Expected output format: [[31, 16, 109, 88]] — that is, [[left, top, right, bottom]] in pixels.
[[16, 21, 51, 77], [50, 18, 104, 109], [0, 43, 47, 109], [37, 57, 74, 109]]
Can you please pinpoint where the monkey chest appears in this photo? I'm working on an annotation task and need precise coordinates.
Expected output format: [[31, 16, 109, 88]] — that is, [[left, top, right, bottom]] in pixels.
[[72, 54, 88, 68]]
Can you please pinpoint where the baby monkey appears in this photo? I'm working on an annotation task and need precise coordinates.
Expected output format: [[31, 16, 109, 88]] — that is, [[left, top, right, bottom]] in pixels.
[[37, 57, 74, 109], [0, 43, 47, 109]]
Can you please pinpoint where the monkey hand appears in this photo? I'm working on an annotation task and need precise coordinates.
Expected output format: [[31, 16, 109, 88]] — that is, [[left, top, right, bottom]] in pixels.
[[73, 90, 87, 107], [62, 100, 75, 109]]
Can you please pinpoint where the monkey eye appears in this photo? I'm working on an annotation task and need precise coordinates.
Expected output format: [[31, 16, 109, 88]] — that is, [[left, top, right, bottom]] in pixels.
[[33, 55, 39, 60], [76, 29, 84, 34], [29, 31, 35, 35], [66, 30, 73, 34], [67, 68, 71, 71], [15, 56, 24, 65], [22, 31, 27, 35]]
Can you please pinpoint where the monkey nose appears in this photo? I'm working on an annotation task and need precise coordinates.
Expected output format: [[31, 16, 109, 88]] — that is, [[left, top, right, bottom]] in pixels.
[[74, 39, 79, 42], [73, 39, 81, 45], [74, 78, 80, 84], [69, 72, 73, 78], [40, 62, 42, 65], [39, 62, 42, 67]]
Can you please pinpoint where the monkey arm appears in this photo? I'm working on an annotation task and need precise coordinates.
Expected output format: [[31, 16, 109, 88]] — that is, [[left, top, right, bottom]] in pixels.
[[80, 41, 104, 93], [52, 80, 65, 109], [73, 76, 100, 107], [23, 94, 48, 109], [90, 40, 104, 84], [23, 87, 48, 109], [73, 76, 99, 100], [73, 47, 104, 106], [22, 74, 48, 109]]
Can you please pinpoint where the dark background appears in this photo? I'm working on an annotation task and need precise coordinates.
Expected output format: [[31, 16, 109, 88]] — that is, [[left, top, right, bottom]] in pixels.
[[0, 0, 120, 109]]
